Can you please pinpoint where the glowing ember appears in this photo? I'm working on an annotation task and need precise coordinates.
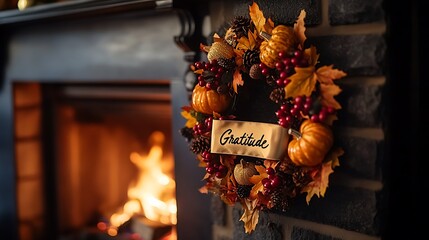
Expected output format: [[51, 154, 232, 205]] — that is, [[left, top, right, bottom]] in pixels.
[[107, 131, 177, 236]]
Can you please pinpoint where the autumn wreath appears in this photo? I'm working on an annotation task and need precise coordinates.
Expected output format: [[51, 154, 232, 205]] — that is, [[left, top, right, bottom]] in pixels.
[[180, 2, 346, 233]]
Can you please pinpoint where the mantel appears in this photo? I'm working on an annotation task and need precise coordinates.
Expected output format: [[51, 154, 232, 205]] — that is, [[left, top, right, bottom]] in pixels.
[[0, 0, 172, 27]]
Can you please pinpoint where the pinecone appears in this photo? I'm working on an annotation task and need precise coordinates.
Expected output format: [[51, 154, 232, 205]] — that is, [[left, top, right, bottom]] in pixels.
[[217, 57, 236, 70], [292, 170, 312, 188], [179, 127, 194, 142], [243, 49, 260, 70], [231, 16, 252, 39], [190, 136, 210, 154], [236, 184, 252, 198], [271, 190, 289, 212], [249, 64, 263, 80], [270, 88, 285, 103]]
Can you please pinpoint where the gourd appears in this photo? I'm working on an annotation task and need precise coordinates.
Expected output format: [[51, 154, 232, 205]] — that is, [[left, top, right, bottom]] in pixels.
[[287, 120, 333, 167], [207, 41, 235, 62], [191, 85, 231, 114], [259, 25, 298, 68], [233, 159, 258, 185]]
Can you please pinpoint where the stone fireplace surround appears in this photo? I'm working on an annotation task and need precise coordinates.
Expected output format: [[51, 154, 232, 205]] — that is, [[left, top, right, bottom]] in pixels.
[[0, 0, 211, 239]]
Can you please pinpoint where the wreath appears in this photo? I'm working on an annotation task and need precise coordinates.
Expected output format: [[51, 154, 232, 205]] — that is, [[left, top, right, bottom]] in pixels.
[[180, 2, 346, 233]]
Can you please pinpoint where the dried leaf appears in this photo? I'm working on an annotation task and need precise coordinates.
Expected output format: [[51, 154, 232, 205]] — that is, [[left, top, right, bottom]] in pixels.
[[200, 43, 210, 53], [294, 10, 307, 49], [233, 69, 244, 94], [199, 185, 209, 194], [193, 69, 204, 75], [285, 66, 317, 98], [249, 2, 266, 35], [213, 33, 223, 42], [264, 18, 275, 34], [239, 199, 260, 234], [181, 110, 197, 128], [301, 148, 343, 204], [316, 65, 347, 84], [305, 45, 319, 66], [236, 30, 259, 51], [319, 83, 342, 110], [301, 161, 334, 204]]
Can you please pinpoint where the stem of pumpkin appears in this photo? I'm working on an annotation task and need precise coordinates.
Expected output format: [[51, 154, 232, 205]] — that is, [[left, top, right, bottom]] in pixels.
[[288, 128, 302, 139], [259, 31, 271, 41]]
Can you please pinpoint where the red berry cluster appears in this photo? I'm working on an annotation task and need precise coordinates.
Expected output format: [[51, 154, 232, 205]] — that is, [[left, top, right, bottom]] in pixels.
[[194, 60, 225, 90], [261, 167, 281, 195], [193, 116, 213, 135], [202, 151, 227, 178], [310, 105, 336, 123]]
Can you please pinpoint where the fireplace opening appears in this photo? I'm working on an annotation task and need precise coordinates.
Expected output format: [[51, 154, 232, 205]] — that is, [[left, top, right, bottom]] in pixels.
[[14, 81, 177, 240]]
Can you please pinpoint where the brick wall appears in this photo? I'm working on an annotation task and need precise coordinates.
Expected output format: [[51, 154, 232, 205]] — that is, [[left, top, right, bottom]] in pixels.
[[208, 0, 389, 239]]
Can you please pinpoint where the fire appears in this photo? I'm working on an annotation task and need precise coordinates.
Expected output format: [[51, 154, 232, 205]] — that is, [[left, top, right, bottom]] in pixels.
[[107, 131, 177, 237]]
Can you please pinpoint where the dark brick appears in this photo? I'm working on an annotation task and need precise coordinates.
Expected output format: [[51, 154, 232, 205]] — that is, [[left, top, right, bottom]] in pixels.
[[230, 0, 321, 26], [335, 136, 382, 179], [211, 194, 227, 226], [232, 205, 283, 240], [309, 34, 386, 76], [328, 0, 384, 25], [291, 227, 343, 240], [335, 84, 383, 127], [276, 186, 380, 236]]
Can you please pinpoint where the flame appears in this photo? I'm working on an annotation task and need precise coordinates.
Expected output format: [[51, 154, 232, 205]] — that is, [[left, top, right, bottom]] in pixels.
[[108, 131, 176, 235]]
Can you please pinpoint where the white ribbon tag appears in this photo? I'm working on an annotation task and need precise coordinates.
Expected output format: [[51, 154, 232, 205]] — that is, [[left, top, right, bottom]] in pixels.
[[210, 120, 289, 160]]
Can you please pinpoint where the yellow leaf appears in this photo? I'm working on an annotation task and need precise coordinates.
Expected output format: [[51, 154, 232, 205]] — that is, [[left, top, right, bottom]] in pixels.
[[285, 66, 317, 98], [316, 65, 347, 84], [181, 110, 197, 128], [326, 147, 344, 168], [233, 69, 244, 94], [319, 83, 342, 110], [249, 2, 266, 35], [239, 199, 260, 234], [294, 10, 307, 49], [264, 18, 275, 34], [237, 30, 259, 51]]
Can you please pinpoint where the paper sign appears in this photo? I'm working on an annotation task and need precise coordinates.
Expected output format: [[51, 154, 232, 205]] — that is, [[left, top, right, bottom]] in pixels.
[[210, 120, 289, 160]]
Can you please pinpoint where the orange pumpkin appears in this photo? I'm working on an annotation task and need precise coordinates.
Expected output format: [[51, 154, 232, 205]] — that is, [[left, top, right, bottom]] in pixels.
[[191, 85, 231, 114], [259, 25, 298, 68], [287, 120, 333, 167]]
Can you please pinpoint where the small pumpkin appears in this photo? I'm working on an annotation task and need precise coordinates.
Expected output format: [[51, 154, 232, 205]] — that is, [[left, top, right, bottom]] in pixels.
[[259, 25, 298, 68], [191, 85, 231, 114], [287, 120, 333, 167], [233, 159, 258, 185], [207, 41, 235, 62]]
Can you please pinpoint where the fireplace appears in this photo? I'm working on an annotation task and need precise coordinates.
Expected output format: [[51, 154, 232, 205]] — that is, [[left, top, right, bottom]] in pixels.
[[15, 81, 177, 239], [0, 1, 212, 239]]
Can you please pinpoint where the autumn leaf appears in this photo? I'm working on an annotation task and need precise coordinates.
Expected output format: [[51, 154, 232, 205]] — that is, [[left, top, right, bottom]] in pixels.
[[301, 148, 344, 204], [199, 185, 209, 194], [249, 2, 266, 35], [304, 45, 319, 66], [294, 9, 307, 49], [233, 69, 244, 93], [285, 66, 317, 98], [301, 161, 334, 204], [200, 43, 210, 53], [181, 109, 197, 128], [236, 30, 259, 51], [316, 65, 347, 84], [240, 198, 260, 234], [249, 165, 267, 199], [319, 83, 342, 110]]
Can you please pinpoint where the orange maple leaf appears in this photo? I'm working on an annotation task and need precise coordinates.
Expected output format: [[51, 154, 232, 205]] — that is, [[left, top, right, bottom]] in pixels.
[[233, 69, 244, 94], [294, 10, 307, 49], [301, 147, 344, 204], [285, 66, 317, 98], [319, 83, 342, 110], [236, 30, 259, 51], [316, 65, 347, 84], [249, 2, 266, 35], [301, 161, 333, 204]]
